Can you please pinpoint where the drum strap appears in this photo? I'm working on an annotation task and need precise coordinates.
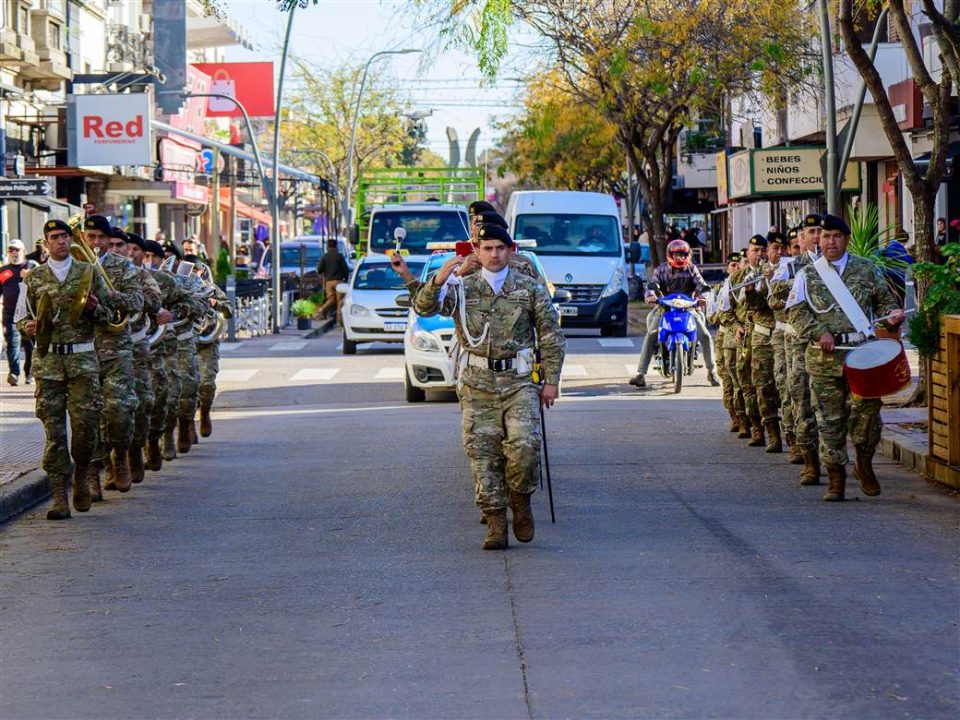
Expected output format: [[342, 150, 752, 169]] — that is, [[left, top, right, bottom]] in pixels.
[[811, 257, 873, 337]]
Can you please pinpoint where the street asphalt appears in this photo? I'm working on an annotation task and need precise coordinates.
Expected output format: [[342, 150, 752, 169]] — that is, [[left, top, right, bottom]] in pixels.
[[1, 329, 957, 719]]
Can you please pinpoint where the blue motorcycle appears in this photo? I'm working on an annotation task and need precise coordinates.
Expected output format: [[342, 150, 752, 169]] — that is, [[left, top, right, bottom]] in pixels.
[[655, 293, 699, 394]]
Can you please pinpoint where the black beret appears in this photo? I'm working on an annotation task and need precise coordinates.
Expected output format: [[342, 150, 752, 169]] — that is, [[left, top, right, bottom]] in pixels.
[[109, 226, 129, 242], [162, 240, 184, 260], [787, 227, 799, 240], [727, 252, 741, 263], [767, 231, 786, 245], [43, 219, 72, 236], [84, 214, 112, 234], [144, 240, 165, 256], [468, 200, 496, 215], [748, 234, 768, 248], [472, 211, 508, 229], [801, 213, 821, 228], [820, 213, 851, 235], [475, 223, 513, 246], [126, 232, 145, 250]]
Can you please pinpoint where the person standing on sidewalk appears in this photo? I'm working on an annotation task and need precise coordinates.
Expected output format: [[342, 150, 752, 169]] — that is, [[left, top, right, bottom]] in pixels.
[[1, 239, 36, 386], [16, 220, 113, 520], [316, 238, 349, 326]]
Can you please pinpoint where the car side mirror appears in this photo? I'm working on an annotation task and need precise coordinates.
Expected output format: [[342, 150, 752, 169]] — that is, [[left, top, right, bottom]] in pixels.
[[336, 282, 350, 295], [395, 292, 411, 308], [552, 289, 572, 304]]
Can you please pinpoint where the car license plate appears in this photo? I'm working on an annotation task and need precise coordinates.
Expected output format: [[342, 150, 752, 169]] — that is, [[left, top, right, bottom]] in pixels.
[[384, 322, 407, 332], [560, 306, 578, 316]]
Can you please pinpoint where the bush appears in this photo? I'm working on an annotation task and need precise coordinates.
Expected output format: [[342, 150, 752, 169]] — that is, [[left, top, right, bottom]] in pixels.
[[908, 243, 960, 359], [291, 298, 316, 319], [214, 248, 231, 285]]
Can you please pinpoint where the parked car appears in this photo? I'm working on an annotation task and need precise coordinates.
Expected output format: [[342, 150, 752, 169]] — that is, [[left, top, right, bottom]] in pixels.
[[281, 235, 354, 294], [338, 256, 424, 355]]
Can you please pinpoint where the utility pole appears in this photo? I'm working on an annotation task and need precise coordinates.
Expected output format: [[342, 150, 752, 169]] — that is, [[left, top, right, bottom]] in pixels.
[[817, 0, 839, 215]]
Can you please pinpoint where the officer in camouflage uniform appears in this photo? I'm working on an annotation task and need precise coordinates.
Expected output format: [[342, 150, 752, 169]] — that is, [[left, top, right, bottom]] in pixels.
[[414, 223, 565, 550], [82, 216, 144, 497], [166, 251, 205, 454], [712, 252, 744, 432], [743, 234, 782, 451], [190, 257, 232, 439], [771, 214, 823, 484], [788, 213, 903, 501], [768, 228, 802, 464], [16, 220, 113, 519]]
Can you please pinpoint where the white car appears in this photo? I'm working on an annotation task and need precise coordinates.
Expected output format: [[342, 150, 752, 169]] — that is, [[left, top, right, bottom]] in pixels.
[[338, 257, 425, 355]]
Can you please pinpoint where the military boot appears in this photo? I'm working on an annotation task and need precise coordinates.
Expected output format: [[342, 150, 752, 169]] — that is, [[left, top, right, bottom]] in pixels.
[[111, 446, 133, 493], [177, 417, 191, 454], [728, 411, 740, 433], [800, 447, 822, 486], [145, 435, 163, 472], [129, 446, 145, 484], [786, 432, 804, 465], [199, 404, 213, 437], [72, 465, 92, 513], [509, 490, 535, 543], [86, 463, 103, 502], [162, 428, 177, 461], [103, 452, 118, 491], [748, 418, 765, 447], [188, 419, 199, 446], [47, 476, 71, 520], [823, 464, 846, 502], [737, 416, 751, 439], [853, 448, 881, 496], [482, 509, 508, 550], [764, 422, 783, 453]]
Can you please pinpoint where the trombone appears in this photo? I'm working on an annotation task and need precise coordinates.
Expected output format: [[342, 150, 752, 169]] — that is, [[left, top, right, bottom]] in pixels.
[[66, 213, 128, 333]]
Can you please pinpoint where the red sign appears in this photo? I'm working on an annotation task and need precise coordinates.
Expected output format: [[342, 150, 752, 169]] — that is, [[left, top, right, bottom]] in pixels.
[[162, 66, 211, 183], [888, 79, 923, 131], [191, 62, 275, 118]]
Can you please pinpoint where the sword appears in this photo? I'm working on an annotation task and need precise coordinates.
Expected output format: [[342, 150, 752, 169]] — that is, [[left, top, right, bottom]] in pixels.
[[539, 405, 556, 524]]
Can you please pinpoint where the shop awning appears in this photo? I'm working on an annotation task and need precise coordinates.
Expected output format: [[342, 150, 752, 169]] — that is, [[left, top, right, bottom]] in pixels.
[[914, 141, 959, 179]]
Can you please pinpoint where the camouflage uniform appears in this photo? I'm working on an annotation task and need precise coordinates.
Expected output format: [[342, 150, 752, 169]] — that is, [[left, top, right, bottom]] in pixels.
[[789, 253, 898, 496], [720, 266, 758, 431], [414, 267, 565, 516], [742, 263, 781, 448], [767, 261, 803, 461], [174, 274, 206, 451], [129, 268, 162, 471], [17, 260, 112, 518], [707, 286, 737, 425], [197, 283, 232, 411]]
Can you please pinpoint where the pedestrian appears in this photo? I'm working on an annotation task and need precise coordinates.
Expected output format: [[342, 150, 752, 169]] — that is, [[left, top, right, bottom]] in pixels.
[[414, 223, 565, 549], [25, 239, 47, 265], [1, 239, 36, 386], [316, 238, 349, 325], [15, 219, 113, 519], [787, 213, 904, 501]]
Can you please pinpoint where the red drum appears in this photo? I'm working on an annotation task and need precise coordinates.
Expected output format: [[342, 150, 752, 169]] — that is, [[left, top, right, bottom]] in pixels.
[[843, 339, 911, 398]]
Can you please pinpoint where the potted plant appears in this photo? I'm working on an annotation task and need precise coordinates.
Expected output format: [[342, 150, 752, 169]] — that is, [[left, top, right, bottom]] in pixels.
[[291, 298, 316, 330], [908, 242, 960, 360]]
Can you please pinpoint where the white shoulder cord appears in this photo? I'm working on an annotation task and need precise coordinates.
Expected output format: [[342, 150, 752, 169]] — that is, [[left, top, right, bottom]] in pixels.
[[450, 275, 489, 348]]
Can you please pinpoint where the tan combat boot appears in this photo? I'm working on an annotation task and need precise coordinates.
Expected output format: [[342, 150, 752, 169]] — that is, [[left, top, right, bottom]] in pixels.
[[748, 418, 765, 447], [47, 476, 71, 520], [162, 428, 177, 461], [177, 418, 191, 454], [509, 490, 535, 543], [86, 463, 103, 502], [737, 416, 751, 439], [482, 509, 509, 550], [188, 418, 199, 446], [728, 411, 740, 433], [199, 405, 213, 437], [145, 435, 163, 472], [72, 465, 92, 512], [786, 432, 804, 465], [764, 422, 783, 453], [800, 447, 821, 486], [111, 446, 133, 493], [823, 464, 846, 502], [103, 451, 117, 491], [853, 448, 881, 496]]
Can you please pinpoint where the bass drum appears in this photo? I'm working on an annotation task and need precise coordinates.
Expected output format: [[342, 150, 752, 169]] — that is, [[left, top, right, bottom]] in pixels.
[[843, 339, 911, 398]]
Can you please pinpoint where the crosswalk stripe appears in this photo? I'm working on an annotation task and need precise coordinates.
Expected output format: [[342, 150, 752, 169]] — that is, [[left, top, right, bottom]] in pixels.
[[374, 367, 405, 380], [219, 369, 259, 382], [561, 364, 588, 378], [219, 342, 244, 352], [268, 342, 307, 351], [290, 368, 340, 382], [598, 338, 634, 348], [624, 364, 637, 376]]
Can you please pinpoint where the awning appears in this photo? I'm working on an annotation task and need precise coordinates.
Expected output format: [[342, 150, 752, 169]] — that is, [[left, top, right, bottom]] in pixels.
[[914, 140, 960, 179]]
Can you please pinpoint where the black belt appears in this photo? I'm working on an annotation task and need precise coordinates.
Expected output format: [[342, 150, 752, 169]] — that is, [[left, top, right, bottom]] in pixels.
[[51, 342, 94, 355], [488, 357, 514, 371], [834, 332, 868, 344]]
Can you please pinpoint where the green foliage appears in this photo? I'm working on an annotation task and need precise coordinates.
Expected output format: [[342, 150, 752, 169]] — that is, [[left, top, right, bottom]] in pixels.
[[908, 243, 960, 359], [291, 299, 317, 319], [846, 201, 909, 276], [308, 291, 325, 306], [214, 248, 231, 286]]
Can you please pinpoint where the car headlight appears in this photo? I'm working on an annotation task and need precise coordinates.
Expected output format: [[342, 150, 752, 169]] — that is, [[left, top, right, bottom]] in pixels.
[[410, 328, 441, 352], [601, 263, 627, 298], [349, 304, 370, 317]]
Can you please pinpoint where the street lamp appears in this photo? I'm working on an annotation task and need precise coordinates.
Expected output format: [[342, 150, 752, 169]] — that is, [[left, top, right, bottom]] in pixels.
[[343, 48, 422, 229]]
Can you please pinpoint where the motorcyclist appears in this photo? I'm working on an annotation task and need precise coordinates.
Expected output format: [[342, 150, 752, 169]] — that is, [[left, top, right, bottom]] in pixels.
[[629, 238, 720, 388]]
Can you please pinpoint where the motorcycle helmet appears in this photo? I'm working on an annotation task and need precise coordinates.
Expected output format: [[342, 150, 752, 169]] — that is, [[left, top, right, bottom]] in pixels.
[[666, 239, 691, 269]]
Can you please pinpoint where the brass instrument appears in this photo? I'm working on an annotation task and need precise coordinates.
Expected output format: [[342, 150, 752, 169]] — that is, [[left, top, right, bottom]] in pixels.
[[66, 213, 128, 333], [34, 293, 53, 359], [192, 260, 225, 346], [728, 268, 764, 293]]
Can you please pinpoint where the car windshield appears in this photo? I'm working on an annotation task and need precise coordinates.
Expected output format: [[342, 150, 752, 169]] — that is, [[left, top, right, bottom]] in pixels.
[[370, 211, 470, 253], [514, 214, 621, 256], [421, 253, 455, 283], [354, 262, 423, 291], [281, 245, 323, 268]]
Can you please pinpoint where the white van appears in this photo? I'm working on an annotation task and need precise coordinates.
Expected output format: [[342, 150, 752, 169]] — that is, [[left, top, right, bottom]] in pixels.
[[506, 191, 628, 336]]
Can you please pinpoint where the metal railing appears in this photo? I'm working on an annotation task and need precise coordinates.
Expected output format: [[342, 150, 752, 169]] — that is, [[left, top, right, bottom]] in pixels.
[[234, 293, 272, 337]]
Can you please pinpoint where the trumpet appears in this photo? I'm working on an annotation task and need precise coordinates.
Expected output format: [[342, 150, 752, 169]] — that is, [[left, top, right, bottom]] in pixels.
[[66, 213, 128, 333], [728, 269, 765, 293]]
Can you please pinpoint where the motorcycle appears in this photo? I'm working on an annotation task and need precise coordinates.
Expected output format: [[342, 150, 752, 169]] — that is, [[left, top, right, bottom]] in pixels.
[[654, 293, 699, 394]]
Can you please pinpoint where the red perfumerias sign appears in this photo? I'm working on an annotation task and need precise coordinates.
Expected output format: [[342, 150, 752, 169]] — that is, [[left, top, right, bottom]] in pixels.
[[71, 94, 152, 166]]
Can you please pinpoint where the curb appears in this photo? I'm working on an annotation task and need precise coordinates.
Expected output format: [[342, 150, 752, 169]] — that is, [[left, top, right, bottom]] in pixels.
[[304, 317, 336, 339], [878, 434, 928, 475], [0, 469, 49, 524]]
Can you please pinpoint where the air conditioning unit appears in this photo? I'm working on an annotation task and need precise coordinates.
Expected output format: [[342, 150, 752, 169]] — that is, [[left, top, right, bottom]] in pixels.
[[108, 61, 133, 72]]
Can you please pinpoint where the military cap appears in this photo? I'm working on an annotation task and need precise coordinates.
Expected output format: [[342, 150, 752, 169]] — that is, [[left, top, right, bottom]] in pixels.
[[126, 232, 145, 250], [43, 219, 72, 237], [787, 227, 799, 240], [726, 252, 741, 263], [144, 239, 165, 256], [801, 213, 821, 228], [162, 239, 184, 260], [767, 231, 786, 245], [748, 234, 768, 248], [472, 210, 508, 229], [820, 212, 851, 235], [109, 226, 129, 242], [84, 214, 112, 234], [475, 223, 513, 246], [468, 200, 496, 215]]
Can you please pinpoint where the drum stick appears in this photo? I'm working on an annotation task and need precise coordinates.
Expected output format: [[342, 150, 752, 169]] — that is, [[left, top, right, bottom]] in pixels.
[[872, 308, 915, 325]]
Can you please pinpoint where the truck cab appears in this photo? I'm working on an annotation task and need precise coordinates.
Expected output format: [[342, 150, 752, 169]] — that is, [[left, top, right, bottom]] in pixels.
[[365, 202, 471, 264]]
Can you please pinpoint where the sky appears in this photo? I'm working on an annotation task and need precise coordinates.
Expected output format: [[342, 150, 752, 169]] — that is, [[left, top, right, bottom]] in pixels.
[[221, 0, 537, 163]]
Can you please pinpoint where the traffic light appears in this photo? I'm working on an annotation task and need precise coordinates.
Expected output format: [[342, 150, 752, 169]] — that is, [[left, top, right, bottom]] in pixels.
[[294, 193, 304, 221]]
